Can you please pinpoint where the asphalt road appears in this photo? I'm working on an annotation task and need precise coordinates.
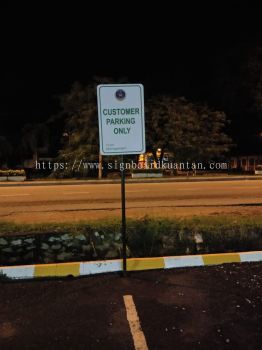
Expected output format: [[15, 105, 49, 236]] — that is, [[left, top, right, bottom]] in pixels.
[[0, 180, 261, 223]]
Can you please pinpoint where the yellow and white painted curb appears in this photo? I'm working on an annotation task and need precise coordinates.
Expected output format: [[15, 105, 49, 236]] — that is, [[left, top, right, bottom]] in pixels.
[[1, 251, 262, 280]]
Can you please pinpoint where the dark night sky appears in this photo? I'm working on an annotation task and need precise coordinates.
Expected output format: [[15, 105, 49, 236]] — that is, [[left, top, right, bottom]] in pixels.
[[1, 2, 262, 152]]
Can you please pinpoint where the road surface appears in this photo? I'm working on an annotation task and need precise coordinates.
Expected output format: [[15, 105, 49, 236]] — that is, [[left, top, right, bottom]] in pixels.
[[0, 180, 261, 223]]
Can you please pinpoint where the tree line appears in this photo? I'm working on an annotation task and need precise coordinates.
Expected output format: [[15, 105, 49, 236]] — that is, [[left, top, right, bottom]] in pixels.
[[1, 77, 232, 174]]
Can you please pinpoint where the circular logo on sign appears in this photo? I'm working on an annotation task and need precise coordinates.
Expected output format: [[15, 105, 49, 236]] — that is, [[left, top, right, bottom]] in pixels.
[[115, 89, 126, 101]]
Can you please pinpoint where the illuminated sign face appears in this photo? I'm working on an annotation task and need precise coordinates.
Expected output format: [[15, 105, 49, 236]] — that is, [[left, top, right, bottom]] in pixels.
[[97, 84, 145, 155]]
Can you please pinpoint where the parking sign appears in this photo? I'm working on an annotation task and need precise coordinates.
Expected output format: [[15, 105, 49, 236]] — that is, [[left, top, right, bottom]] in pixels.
[[97, 84, 145, 155]]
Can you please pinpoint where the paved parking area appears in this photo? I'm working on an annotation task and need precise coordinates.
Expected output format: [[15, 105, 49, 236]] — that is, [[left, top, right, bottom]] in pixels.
[[1, 262, 262, 349]]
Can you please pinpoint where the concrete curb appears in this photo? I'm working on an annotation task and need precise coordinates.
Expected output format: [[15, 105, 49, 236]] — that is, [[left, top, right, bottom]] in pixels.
[[1, 251, 262, 280]]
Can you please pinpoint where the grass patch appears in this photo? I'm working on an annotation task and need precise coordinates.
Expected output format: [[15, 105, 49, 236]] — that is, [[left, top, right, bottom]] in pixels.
[[0, 218, 122, 236], [1, 216, 262, 236], [1, 216, 262, 265]]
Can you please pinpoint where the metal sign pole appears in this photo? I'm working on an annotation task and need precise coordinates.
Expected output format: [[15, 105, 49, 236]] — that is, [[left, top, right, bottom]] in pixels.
[[121, 154, 127, 275], [97, 84, 145, 277]]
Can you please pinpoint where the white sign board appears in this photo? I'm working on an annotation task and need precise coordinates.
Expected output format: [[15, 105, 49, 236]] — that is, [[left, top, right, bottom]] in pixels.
[[97, 84, 145, 155]]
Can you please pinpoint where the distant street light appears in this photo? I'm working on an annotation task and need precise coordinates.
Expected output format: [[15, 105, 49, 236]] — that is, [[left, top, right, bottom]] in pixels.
[[156, 148, 162, 159]]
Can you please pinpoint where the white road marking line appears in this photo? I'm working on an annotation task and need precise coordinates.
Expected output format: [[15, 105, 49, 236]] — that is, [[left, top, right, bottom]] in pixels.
[[0, 194, 30, 197], [176, 188, 199, 191], [126, 190, 149, 193], [227, 186, 261, 190], [123, 295, 149, 350], [62, 192, 90, 195]]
